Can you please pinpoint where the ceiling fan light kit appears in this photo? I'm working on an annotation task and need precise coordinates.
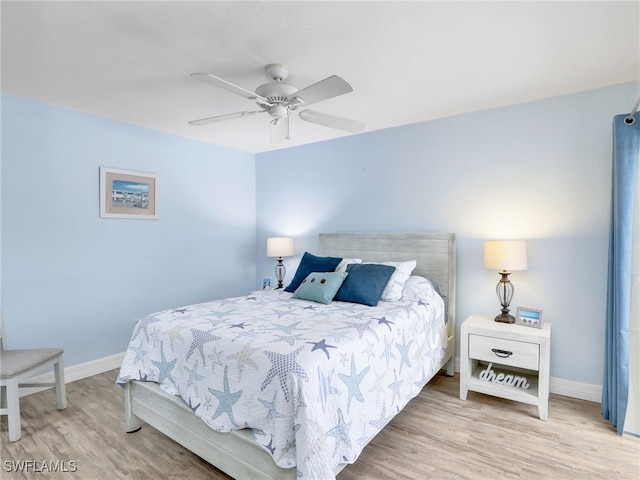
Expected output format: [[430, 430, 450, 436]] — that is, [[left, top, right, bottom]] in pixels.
[[189, 64, 364, 143]]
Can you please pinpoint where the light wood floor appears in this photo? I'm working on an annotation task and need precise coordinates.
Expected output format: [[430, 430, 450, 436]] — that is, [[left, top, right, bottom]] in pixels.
[[1, 370, 638, 480]]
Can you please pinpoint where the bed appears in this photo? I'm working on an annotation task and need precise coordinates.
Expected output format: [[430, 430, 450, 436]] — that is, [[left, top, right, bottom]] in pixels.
[[118, 232, 456, 480]]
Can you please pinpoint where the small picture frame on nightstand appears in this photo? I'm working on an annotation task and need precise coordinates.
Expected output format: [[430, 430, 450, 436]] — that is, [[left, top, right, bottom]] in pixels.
[[516, 307, 544, 328]]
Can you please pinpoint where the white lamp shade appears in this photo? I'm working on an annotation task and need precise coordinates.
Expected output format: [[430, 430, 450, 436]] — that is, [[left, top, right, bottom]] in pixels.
[[267, 237, 294, 257], [484, 240, 528, 271]]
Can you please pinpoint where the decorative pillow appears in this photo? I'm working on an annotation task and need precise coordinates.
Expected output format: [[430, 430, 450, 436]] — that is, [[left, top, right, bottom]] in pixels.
[[334, 263, 396, 307], [401, 275, 439, 302], [375, 260, 417, 301], [284, 252, 343, 293], [335, 258, 363, 273], [292, 272, 349, 304]]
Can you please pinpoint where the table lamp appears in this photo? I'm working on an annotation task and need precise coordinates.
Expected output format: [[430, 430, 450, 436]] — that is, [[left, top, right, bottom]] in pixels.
[[484, 240, 528, 323], [267, 237, 294, 289]]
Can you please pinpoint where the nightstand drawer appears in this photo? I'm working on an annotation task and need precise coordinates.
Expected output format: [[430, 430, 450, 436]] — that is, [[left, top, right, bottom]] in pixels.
[[469, 334, 539, 370]]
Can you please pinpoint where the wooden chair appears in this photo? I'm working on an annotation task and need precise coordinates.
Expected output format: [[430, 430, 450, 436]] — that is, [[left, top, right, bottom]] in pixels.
[[0, 311, 67, 442]]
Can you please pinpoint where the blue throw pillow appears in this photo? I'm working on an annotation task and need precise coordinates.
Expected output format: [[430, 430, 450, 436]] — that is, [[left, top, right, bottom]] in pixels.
[[284, 252, 343, 292], [334, 263, 396, 306], [292, 272, 349, 304]]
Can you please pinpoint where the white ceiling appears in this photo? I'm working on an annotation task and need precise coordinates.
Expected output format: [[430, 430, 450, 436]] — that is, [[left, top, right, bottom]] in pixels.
[[2, 1, 639, 154]]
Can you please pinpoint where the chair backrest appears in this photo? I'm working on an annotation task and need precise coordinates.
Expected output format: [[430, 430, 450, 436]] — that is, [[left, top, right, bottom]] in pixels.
[[0, 308, 6, 351]]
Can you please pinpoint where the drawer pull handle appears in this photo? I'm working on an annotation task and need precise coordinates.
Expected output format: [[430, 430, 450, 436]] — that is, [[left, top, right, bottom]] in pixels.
[[492, 348, 513, 358]]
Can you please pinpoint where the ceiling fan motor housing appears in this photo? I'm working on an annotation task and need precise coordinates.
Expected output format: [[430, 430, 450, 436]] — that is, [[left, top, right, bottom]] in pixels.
[[255, 82, 299, 118], [255, 83, 297, 102]]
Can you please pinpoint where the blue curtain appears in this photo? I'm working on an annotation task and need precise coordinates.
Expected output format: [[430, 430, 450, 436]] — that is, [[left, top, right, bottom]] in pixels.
[[603, 112, 640, 434]]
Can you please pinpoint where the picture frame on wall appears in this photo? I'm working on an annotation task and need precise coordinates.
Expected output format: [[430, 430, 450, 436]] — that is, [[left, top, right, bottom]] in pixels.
[[515, 307, 544, 328], [100, 167, 158, 219]]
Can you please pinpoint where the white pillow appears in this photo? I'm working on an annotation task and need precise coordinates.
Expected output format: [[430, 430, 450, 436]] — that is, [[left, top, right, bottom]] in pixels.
[[376, 259, 417, 301], [401, 275, 436, 302], [335, 258, 363, 273]]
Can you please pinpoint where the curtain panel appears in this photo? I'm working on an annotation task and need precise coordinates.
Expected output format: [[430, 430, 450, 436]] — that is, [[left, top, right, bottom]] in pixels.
[[603, 112, 640, 435]]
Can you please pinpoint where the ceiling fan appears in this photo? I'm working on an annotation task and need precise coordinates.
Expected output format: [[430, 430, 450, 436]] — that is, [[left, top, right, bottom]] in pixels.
[[188, 64, 365, 143]]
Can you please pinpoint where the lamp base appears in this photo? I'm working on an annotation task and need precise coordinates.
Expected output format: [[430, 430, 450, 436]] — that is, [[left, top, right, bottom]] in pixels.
[[494, 271, 515, 324], [494, 313, 516, 324], [275, 258, 286, 289]]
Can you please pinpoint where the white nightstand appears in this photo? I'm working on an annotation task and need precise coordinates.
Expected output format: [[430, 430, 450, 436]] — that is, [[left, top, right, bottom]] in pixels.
[[459, 314, 551, 420]]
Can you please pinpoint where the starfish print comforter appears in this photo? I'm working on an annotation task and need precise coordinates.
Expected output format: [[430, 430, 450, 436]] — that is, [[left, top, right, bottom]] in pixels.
[[117, 287, 446, 479]]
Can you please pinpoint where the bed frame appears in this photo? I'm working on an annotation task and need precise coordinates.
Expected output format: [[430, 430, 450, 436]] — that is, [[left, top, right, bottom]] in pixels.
[[124, 233, 456, 480]]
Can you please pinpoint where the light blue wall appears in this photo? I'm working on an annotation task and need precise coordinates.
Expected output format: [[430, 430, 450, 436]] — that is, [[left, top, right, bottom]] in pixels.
[[256, 82, 640, 385], [1, 94, 256, 366], [3, 82, 637, 386]]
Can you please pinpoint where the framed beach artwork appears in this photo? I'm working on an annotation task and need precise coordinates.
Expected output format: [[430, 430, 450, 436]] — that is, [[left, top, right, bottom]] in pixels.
[[100, 167, 158, 219]]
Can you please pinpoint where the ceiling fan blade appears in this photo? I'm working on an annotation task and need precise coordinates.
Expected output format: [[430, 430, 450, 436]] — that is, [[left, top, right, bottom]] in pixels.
[[270, 116, 289, 143], [286, 75, 353, 106], [191, 73, 272, 106], [298, 110, 365, 133], [188, 110, 261, 126]]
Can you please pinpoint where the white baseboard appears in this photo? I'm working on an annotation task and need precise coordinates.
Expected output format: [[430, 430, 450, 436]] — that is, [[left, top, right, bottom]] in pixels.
[[549, 376, 602, 403], [453, 357, 601, 403], [18, 352, 125, 397]]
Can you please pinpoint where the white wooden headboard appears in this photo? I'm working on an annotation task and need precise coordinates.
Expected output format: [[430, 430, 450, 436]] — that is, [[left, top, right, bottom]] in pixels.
[[319, 232, 457, 345]]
